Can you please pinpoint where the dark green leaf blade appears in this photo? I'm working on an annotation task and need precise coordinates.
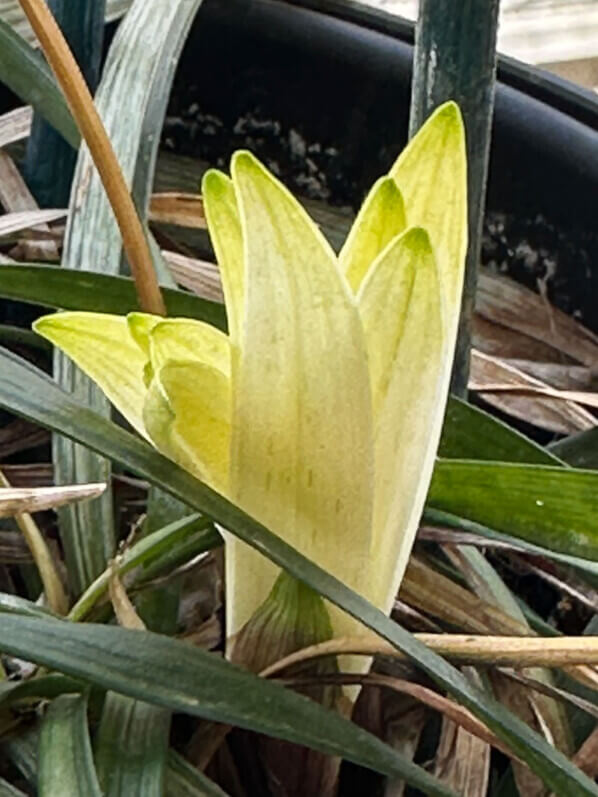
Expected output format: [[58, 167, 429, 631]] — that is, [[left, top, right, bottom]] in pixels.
[[166, 751, 229, 797], [0, 347, 596, 795], [95, 693, 171, 797], [0, 776, 26, 797], [0, 265, 226, 329], [441, 396, 560, 465], [38, 693, 102, 797], [0, 674, 82, 710], [1, 616, 455, 797], [430, 459, 598, 559], [0, 19, 79, 147], [549, 427, 598, 470]]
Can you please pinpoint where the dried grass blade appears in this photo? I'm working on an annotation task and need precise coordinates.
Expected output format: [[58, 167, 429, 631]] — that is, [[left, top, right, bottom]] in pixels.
[[0, 208, 66, 237], [149, 192, 206, 229], [0, 106, 32, 147], [470, 349, 596, 433], [433, 669, 490, 797], [162, 251, 224, 303], [0, 481, 105, 517], [477, 268, 598, 366]]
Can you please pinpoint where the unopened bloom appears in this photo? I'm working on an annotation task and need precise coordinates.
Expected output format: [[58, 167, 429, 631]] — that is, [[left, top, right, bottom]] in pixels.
[[35, 102, 466, 663]]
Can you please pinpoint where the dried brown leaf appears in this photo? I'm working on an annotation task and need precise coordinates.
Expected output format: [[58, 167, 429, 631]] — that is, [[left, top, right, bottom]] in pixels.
[[470, 349, 596, 433], [0, 106, 33, 148], [0, 482, 105, 517], [162, 250, 224, 303], [0, 150, 60, 261], [434, 670, 490, 797], [149, 192, 206, 228], [476, 267, 598, 367]]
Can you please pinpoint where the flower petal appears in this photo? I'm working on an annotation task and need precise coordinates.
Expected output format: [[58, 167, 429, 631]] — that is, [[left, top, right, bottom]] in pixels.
[[148, 318, 231, 376], [143, 361, 231, 492], [227, 151, 374, 638], [389, 101, 467, 331], [339, 176, 406, 293], [358, 229, 445, 613], [202, 170, 244, 343], [34, 312, 148, 438], [126, 312, 162, 356]]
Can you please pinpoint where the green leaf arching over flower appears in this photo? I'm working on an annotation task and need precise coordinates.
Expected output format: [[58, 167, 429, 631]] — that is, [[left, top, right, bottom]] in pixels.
[[34, 101, 467, 669]]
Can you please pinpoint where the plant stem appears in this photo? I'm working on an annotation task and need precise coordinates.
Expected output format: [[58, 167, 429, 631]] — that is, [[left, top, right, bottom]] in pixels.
[[17, 0, 165, 316], [410, 0, 500, 396], [0, 469, 68, 615]]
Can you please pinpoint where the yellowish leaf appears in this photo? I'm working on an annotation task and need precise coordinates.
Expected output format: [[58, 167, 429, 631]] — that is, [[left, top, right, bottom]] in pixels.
[[339, 176, 406, 293], [359, 229, 445, 614], [390, 101, 467, 330], [34, 312, 149, 438], [227, 150, 374, 640], [143, 362, 230, 492], [148, 318, 230, 376], [202, 170, 244, 343]]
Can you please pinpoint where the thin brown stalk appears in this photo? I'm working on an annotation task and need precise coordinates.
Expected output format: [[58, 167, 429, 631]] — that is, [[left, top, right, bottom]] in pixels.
[[0, 469, 68, 614], [261, 634, 598, 678], [17, 0, 165, 315]]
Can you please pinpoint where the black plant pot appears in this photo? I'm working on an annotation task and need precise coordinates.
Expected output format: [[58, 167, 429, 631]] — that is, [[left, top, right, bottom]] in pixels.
[[166, 0, 598, 330]]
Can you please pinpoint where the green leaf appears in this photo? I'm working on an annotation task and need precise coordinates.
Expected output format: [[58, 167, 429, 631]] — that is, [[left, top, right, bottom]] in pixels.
[[0, 674, 82, 709], [0, 264, 225, 328], [166, 751, 229, 797], [0, 324, 51, 352], [1, 616, 455, 797], [54, 0, 206, 595], [0, 776, 26, 797], [441, 396, 560, 465], [424, 508, 598, 581], [0, 347, 596, 796], [0, 591, 59, 619], [68, 513, 217, 622], [0, 18, 79, 147], [95, 693, 171, 797], [429, 459, 598, 560], [0, 724, 38, 787], [549, 427, 598, 470], [38, 693, 102, 797]]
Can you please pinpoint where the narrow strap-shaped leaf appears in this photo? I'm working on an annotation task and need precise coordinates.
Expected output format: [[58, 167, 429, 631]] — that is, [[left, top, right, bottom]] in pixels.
[[424, 508, 598, 582], [430, 459, 598, 559], [441, 395, 561, 465], [166, 750, 230, 797], [0, 347, 596, 796], [549, 426, 598, 469], [0, 674, 82, 710], [23, 0, 106, 207], [55, 0, 204, 595], [38, 693, 102, 797], [95, 692, 171, 797], [69, 514, 217, 621], [0, 591, 59, 618], [0, 17, 79, 147], [0, 264, 226, 328], [1, 616, 456, 797], [0, 725, 38, 787], [0, 776, 26, 797]]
